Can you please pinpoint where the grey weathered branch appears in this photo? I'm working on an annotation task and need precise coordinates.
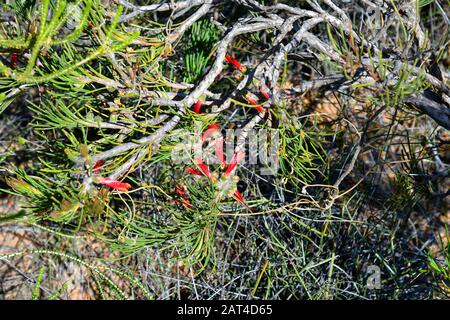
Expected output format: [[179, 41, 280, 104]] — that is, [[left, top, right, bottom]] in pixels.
[[117, 0, 214, 22], [181, 18, 284, 108], [74, 115, 181, 165], [405, 93, 450, 130]]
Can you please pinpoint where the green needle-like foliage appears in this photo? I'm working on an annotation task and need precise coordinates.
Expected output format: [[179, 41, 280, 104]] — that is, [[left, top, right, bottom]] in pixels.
[[0, 0, 448, 300]]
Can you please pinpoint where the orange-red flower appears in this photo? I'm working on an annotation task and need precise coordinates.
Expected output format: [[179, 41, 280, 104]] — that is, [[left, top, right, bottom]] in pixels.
[[10, 53, 18, 69], [96, 177, 131, 192], [259, 85, 271, 100], [186, 167, 203, 176], [245, 95, 265, 113], [175, 185, 188, 198], [232, 189, 254, 212], [224, 150, 245, 177], [194, 158, 212, 179], [215, 135, 226, 168], [93, 160, 104, 174], [201, 123, 221, 142], [200, 123, 226, 168], [233, 189, 245, 204], [175, 185, 193, 208], [193, 99, 203, 113], [225, 53, 247, 73]]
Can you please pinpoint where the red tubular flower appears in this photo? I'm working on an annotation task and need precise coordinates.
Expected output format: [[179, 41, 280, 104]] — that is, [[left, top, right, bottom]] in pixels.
[[225, 53, 247, 73], [180, 199, 193, 208], [186, 167, 203, 176], [246, 95, 265, 113], [195, 158, 212, 179], [259, 85, 271, 100], [215, 136, 226, 168], [171, 198, 193, 209], [96, 177, 131, 192], [201, 122, 221, 142], [175, 185, 193, 208], [175, 185, 188, 198], [207, 122, 221, 131], [200, 123, 225, 167], [10, 53, 18, 69], [224, 150, 245, 177], [233, 189, 245, 204], [93, 160, 104, 174], [232, 189, 254, 211], [193, 99, 203, 113]]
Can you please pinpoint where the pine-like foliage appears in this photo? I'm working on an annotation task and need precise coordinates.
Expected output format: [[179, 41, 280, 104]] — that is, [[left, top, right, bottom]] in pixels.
[[0, 0, 449, 299]]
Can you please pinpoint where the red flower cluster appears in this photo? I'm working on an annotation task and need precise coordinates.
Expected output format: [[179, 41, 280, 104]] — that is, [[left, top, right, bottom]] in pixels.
[[180, 121, 249, 209], [180, 52, 270, 209]]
